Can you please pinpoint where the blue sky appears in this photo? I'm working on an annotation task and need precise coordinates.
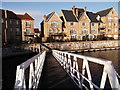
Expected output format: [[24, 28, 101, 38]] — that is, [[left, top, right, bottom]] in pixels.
[[2, 2, 119, 29]]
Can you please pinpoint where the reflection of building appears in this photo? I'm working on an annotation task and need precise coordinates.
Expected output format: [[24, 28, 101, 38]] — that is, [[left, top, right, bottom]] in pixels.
[[41, 6, 119, 42], [17, 13, 34, 42], [1, 9, 22, 45]]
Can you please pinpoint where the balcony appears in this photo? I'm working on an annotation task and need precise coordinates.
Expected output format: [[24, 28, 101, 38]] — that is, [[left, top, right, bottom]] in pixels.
[[24, 32, 34, 37], [50, 33, 66, 37]]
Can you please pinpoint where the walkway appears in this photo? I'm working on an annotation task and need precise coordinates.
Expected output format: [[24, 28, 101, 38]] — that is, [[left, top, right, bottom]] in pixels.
[[38, 51, 79, 89]]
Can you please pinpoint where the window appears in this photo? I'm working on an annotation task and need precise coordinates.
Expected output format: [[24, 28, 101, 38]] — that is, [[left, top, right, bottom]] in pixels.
[[92, 23, 95, 26], [91, 29, 96, 34], [108, 17, 112, 22], [10, 20, 12, 24], [82, 22, 86, 26], [70, 22, 74, 26], [16, 28, 20, 35], [82, 29, 87, 34], [51, 22, 58, 27], [115, 28, 118, 32], [108, 29, 111, 32], [16, 36, 20, 40], [58, 29, 60, 33], [26, 29, 30, 35], [70, 29, 75, 34], [1, 18, 4, 23], [10, 28, 12, 32], [108, 23, 111, 26], [114, 17, 118, 22], [53, 28, 56, 33], [114, 23, 118, 26], [26, 21, 30, 27], [49, 29, 52, 34], [16, 20, 19, 25]]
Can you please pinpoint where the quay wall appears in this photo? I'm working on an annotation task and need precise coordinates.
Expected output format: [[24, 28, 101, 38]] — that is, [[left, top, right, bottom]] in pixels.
[[44, 40, 120, 50]]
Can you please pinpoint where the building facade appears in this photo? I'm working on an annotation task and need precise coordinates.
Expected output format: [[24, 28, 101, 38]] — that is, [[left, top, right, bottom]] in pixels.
[[1, 9, 22, 45], [17, 13, 34, 42], [41, 11, 63, 41], [41, 6, 119, 41]]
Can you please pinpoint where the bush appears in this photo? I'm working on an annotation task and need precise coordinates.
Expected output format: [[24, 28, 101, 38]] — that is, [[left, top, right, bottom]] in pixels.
[[46, 36, 55, 42], [71, 38, 78, 42]]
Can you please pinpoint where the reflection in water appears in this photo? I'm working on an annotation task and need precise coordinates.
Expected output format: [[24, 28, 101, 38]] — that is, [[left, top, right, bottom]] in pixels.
[[77, 49, 120, 74]]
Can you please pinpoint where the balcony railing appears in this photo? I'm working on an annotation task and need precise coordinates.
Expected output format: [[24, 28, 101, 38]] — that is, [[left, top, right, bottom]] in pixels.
[[24, 32, 34, 36]]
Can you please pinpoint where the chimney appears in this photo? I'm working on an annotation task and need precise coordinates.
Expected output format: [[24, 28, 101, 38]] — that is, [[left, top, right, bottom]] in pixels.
[[76, 8, 78, 17], [84, 6, 87, 12], [72, 5, 75, 14], [44, 15, 46, 21]]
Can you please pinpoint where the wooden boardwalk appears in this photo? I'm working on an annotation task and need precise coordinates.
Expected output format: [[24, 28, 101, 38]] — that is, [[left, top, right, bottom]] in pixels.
[[38, 51, 79, 89]]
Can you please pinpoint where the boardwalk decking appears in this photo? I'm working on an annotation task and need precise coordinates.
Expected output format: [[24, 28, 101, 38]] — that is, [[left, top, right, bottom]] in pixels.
[[38, 51, 79, 89]]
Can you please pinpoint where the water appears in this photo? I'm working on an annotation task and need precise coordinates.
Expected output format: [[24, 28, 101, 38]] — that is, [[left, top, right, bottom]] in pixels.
[[78, 49, 120, 74], [75, 49, 120, 88]]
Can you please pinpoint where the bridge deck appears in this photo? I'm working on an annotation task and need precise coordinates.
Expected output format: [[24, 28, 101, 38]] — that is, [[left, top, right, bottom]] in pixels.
[[38, 51, 79, 89]]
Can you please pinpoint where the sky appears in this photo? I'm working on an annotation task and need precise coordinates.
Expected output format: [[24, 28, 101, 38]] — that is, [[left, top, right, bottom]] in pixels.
[[1, 2, 120, 30]]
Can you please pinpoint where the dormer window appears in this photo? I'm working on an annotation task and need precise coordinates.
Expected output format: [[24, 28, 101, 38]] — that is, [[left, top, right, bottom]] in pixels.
[[96, 15, 100, 21]]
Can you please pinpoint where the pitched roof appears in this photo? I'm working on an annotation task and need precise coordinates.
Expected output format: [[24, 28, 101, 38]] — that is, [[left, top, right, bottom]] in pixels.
[[61, 10, 78, 22], [46, 11, 55, 21], [96, 8, 113, 17], [17, 13, 34, 20], [34, 28, 40, 33], [1, 9, 19, 19], [86, 12, 101, 22]]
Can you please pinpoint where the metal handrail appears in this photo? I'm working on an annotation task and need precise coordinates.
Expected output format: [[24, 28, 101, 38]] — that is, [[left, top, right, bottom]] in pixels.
[[14, 51, 46, 89], [52, 50, 120, 90]]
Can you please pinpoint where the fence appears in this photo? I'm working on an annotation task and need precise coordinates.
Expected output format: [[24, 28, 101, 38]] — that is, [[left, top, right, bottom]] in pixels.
[[52, 50, 120, 90], [14, 51, 46, 89]]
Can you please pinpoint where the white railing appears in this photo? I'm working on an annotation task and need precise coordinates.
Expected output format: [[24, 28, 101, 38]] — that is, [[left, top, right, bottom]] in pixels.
[[52, 50, 120, 90], [14, 51, 46, 89]]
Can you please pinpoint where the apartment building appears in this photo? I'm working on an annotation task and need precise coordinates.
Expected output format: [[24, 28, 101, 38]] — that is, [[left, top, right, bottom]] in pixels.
[[41, 6, 119, 41], [17, 13, 34, 42], [1, 9, 22, 45], [41, 11, 63, 41]]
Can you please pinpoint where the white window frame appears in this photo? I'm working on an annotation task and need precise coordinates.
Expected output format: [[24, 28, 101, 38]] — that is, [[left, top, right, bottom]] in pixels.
[[82, 29, 87, 34], [70, 29, 76, 34], [114, 17, 118, 22], [91, 29, 96, 34], [49, 29, 52, 34], [51, 22, 58, 27], [16, 20, 19, 25], [58, 29, 60, 33], [26, 21, 30, 27]]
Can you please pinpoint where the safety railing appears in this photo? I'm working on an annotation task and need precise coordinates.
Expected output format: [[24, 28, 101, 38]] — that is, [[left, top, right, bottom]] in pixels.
[[52, 50, 120, 90], [14, 51, 46, 89]]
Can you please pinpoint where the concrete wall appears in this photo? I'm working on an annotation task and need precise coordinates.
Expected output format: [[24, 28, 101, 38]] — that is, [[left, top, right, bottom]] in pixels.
[[44, 40, 120, 50]]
